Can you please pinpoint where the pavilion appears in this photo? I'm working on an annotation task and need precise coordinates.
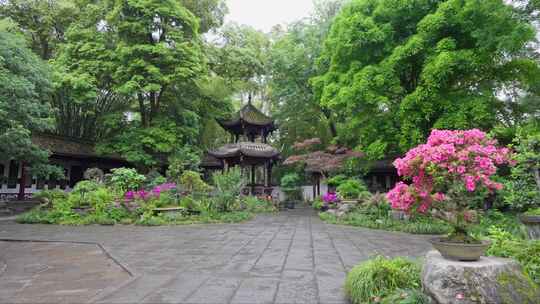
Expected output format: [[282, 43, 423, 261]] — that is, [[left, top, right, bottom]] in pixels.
[[201, 98, 280, 195]]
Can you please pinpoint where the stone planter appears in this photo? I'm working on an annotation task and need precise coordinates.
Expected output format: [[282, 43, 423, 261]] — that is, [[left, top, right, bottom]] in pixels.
[[422, 250, 540, 304], [429, 238, 491, 262], [286, 200, 296, 209], [390, 210, 410, 221], [520, 214, 540, 240]]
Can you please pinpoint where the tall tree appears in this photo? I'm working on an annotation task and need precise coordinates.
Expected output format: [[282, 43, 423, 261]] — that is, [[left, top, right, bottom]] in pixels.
[[268, 0, 345, 155], [0, 0, 80, 60], [0, 20, 61, 178], [313, 0, 540, 155]]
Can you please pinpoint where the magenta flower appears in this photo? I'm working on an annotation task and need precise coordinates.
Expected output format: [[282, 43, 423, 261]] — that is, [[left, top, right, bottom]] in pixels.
[[322, 192, 338, 204]]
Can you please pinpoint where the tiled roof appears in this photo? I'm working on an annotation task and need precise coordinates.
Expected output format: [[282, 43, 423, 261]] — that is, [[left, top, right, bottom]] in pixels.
[[219, 102, 275, 128], [31, 133, 124, 161], [208, 142, 280, 159]]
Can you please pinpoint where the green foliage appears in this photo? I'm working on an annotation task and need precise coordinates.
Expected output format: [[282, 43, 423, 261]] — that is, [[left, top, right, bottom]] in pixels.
[[0, 25, 62, 178], [108, 168, 145, 192], [0, 0, 80, 59], [211, 168, 244, 212], [380, 289, 430, 304], [280, 173, 301, 190], [327, 174, 347, 187], [312, 197, 324, 210], [321, 211, 452, 234], [485, 227, 540, 284], [336, 179, 367, 199], [502, 129, 540, 211], [268, 2, 342, 151], [525, 208, 540, 216], [166, 147, 201, 180], [144, 170, 167, 189], [180, 170, 211, 193], [313, 0, 540, 153], [33, 189, 68, 204], [345, 256, 421, 304], [241, 196, 276, 213]]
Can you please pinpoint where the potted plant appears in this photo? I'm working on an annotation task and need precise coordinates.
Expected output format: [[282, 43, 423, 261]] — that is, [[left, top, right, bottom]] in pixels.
[[336, 179, 366, 204], [387, 129, 513, 261], [281, 173, 301, 209]]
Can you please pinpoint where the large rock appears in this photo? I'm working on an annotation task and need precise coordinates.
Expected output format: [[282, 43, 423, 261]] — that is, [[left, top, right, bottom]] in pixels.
[[422, 250, 540, 304]]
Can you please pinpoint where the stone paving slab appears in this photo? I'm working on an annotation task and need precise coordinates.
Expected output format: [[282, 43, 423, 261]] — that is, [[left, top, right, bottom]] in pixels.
[[0, 207, 433, 303]]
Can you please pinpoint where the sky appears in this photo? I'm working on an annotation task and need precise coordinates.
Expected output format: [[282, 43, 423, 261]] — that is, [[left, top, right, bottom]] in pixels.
[[225, 0, 315, 33]]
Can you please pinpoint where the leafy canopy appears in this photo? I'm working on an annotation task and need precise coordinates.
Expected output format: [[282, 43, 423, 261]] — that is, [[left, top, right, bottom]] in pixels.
[[313, 0, 539, 154]]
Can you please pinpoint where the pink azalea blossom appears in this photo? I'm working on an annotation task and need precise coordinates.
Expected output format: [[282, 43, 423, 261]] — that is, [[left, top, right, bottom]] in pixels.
[[387, 129, 513, 214]]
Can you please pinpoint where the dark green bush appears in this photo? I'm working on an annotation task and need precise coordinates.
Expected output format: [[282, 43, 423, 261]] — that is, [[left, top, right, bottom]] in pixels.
[[327, 174, 347, 187], [345, 256, 421, 304], [337, 179, 368, 199]]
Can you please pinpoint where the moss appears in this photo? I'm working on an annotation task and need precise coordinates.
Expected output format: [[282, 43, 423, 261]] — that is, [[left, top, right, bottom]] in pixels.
[[497, 270, 539, 303]]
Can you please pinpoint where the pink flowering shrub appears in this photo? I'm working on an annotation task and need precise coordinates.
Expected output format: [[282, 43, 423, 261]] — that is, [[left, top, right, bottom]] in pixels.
[[387, 129, 513, 239], [124, 183, 177, 202], [322, 192, 339, 205]]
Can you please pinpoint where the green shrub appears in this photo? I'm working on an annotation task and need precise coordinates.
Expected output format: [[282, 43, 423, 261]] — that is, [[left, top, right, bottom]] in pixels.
[[16, 208, 51, 224], [327, 174, 347, 187], [320, 212, 451, 234], [180, 196, 200, 211], [380, 289, 430, 304], [180, 170, 210, 193], [312, 197, 323, 210], [242, 196, 275, 213], [337, 179, 367, 200], [144, 170, 167, 189], [212, 168, 244, 212], [345, 256, 421, 304], [33, 189, 68, 205], [525, 208, 540, 216], [501, 129, 540, 211], [281, 173, 302, 201], [108, 168, 145, 192], [486, 227, 540, 284]]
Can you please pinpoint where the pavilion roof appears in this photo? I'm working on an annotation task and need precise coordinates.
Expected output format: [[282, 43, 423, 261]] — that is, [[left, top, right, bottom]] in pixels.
[[218, 102, 275, 129], [208, 142, 280, 159]]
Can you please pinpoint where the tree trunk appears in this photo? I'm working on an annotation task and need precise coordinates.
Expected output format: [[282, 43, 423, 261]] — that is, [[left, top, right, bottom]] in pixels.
[[138, 94, 147, 127]]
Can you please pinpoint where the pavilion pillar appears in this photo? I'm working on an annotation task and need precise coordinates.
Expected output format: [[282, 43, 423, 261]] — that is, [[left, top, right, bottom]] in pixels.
[[251, 164, 255, 195], [17, 161, 26, 201], [265, 162, 272, 187], [316, 173, 321, 196], [312, 179, 316, 200]]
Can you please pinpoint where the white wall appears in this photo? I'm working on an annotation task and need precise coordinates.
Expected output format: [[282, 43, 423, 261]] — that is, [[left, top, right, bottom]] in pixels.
[[272, 182, 328, 202]]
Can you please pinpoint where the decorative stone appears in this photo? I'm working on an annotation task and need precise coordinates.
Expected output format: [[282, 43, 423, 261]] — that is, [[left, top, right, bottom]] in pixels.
[[422, 250, 540, 304], [520, 215, 540, 240], [390, 209, 410, 221]]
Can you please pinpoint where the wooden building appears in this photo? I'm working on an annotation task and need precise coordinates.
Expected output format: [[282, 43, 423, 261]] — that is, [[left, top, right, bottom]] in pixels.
[[0, 133, 129, 200]]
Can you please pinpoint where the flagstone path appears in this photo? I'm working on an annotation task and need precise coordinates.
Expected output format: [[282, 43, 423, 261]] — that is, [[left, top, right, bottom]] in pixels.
[[0, 207, 432, 304]]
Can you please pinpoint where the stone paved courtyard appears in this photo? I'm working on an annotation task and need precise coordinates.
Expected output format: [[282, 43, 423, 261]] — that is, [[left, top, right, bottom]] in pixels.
[[0, 207, 433, 304]]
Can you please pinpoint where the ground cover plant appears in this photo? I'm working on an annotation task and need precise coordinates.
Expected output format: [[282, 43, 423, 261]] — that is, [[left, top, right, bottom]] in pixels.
[[17, 167, 275, 226], [345, 256, 425, 304]]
